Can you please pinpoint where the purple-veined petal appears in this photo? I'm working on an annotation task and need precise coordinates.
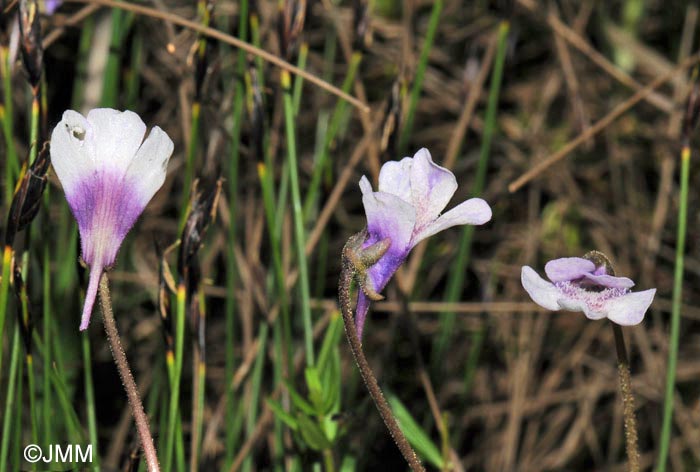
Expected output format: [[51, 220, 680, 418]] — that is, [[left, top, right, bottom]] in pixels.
[[355, 292, 371, 340], [125, 126, 174, 207], [582, 272, 635, 289], [408, 148, 458, 229], [604, 289, 656, 326], [544, 258, 595, 283], [521, 266, 561, 311], [411, 198, 491, 246], [361, 182, 416, 256], [86, 109, 147, 175], [70, 173, 150, 268], [377, 158, 413, 203]]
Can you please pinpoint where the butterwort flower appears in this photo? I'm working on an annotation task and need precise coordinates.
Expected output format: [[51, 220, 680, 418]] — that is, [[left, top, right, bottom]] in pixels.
[[352, 148, 492, 338], [521, 255, 656, 326], [51, 108, 174, 330]]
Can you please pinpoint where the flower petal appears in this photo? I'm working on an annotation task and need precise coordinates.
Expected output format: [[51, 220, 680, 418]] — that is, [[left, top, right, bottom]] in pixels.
[[377, 157, 413, 203], [557, 296, 607, 320], [50, 110, 96, 197], [86, 108, 146, 175], [582, 273, 635, 289], [604, 289, 656, 326], [411, 198, 491, 246], [71, 174, 150, 269], [521, 266, 561, 311], [125, 126, 174, 207], [408, 148, 458, 228], [361, 186, 416, 256], [355, 292, 371, 340], [544, 258, 595, 283]]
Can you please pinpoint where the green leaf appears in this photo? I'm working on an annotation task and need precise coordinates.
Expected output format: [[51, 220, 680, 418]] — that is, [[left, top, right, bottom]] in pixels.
[[297, 414, 332, 451], [387, 394, 445, 469], [322, 350, 340, 414], [318, 311, 343, 374], [305, 367, 324, 411], [284, 380, 316, 416], [266, 399, 298, 431]]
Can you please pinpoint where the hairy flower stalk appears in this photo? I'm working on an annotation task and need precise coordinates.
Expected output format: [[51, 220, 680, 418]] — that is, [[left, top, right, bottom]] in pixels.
[[339, 149, 492, 470], [522, 251, 653, 471]]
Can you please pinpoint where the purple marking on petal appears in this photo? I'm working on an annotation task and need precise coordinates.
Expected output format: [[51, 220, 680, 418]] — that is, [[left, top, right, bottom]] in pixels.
[[581, 273, 635, 289], [355, 292, 371, 340], [554, 281, 629, 318], [544, 258, 596, 283], [65, 171, 148, 269], [45, 0, 62, 14]]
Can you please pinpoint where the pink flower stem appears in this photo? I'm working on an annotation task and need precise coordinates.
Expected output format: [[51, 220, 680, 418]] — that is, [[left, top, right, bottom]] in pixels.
[[611, 322, 640, 472], [99, 273, 160, 471]]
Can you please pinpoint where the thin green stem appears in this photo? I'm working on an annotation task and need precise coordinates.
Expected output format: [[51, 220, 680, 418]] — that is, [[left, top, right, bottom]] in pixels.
[[303, 52, 362, 222], [281, 69, 314, 367], [164, 283, 186, 472], [224, 3, 247, 464], [242, 323, 268, 472], [1, 46, 19, 208], [433, 20, 509, 367], [657, 145, 690, 471], [81, 332, 101, 471], [0, 246, 12, 374], [398, 0, 444, 155], [0, 326, 21, 472]]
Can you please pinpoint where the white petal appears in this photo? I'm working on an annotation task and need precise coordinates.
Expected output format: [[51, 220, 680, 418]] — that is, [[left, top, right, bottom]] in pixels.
[[362, 190, 416, 254], [125, 126, 174, 207], [411, 197, 491, 246], [359, 175, 373, 196], [50, 110, 96, 196], [604, 289, 656, 326], [409, 148, 458, 227], [86, 108, 146, 175], [378, 157, 413, 202], [521, 266, 561, 311]]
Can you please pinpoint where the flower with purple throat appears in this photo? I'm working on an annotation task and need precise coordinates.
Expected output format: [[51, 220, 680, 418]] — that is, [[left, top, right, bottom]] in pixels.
[[351, 148, 492, 338], [51, 108, 174, 330], [521, 253, 656, 326]]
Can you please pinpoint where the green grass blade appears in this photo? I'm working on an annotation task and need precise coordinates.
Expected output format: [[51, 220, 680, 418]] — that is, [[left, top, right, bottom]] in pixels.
[[397, 0, 444, 155], [656, 145, 690, 471]]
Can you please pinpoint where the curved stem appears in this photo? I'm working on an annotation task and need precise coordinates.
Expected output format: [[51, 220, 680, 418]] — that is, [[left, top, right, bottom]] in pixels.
[[611, 322, 640, 472], [99, 274, 160, 471], [339, 264, 425, 472]]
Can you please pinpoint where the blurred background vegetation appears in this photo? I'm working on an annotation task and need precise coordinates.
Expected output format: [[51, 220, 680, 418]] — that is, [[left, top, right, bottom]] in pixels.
[[1, 0, 700, 470]]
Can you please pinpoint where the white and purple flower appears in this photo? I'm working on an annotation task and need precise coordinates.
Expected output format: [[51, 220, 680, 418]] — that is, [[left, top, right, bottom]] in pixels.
[[355, 148, 492, 338], [521, 257, 656, 326], [51, 108, 174, 330]]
